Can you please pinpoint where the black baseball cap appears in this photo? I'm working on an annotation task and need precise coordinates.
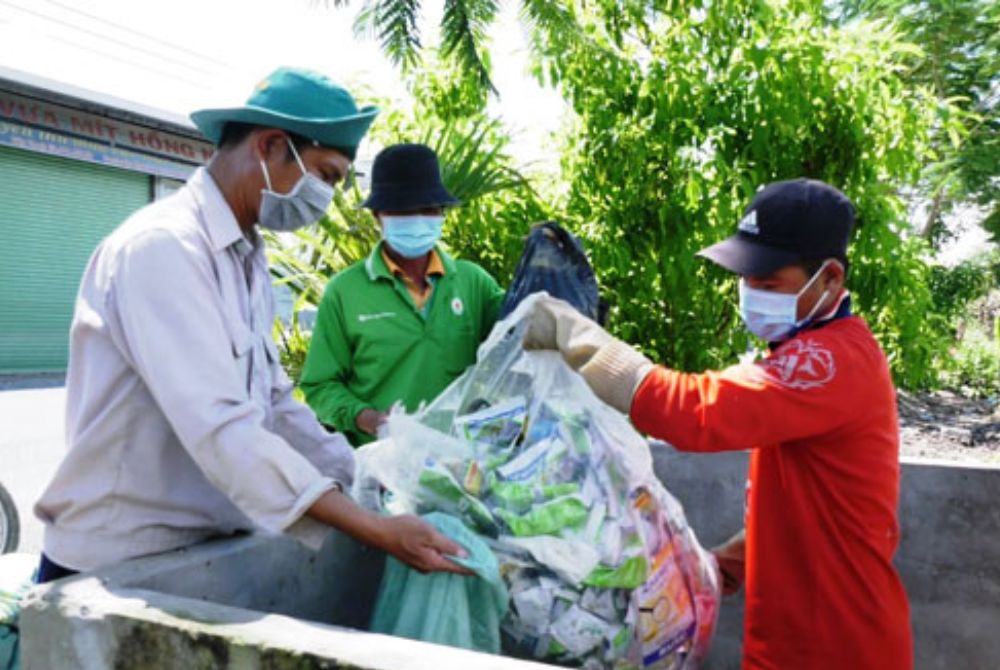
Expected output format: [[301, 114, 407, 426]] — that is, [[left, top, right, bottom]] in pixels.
[[698, 178, 855, 276]]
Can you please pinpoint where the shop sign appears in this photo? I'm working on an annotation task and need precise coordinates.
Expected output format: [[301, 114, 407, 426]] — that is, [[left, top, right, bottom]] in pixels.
[[0, 89, 213, 168]]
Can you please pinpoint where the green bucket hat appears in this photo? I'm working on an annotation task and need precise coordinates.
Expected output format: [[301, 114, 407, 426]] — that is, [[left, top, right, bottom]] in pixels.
[[190, 67, 378, 159]]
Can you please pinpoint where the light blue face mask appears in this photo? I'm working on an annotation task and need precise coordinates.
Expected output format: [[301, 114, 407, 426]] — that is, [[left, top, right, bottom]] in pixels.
[[738, 260, 833, 342], [382, 214, 444, 259]]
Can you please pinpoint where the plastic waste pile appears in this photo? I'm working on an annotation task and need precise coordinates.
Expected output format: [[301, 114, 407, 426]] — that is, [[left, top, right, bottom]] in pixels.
[[355, 296, 719, 669]]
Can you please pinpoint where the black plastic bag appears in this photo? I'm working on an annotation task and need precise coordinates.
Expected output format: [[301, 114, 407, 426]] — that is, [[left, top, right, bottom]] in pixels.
[[499, 222, 605, 324]]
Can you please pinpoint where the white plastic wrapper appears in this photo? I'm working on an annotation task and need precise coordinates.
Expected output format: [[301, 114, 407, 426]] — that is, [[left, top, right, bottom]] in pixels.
[[354, 294, 720, 669]]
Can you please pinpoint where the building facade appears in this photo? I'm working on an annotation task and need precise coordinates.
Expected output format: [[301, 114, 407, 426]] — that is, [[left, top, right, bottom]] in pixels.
[[0, 67, 213, 373]]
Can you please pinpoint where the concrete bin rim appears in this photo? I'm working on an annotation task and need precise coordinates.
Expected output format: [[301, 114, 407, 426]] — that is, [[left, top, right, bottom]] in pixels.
[[20, 533, 559, 670]]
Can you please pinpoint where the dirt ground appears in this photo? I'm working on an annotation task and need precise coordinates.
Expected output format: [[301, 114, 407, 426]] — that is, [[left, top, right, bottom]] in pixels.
[[897, 389, 1000, 465]]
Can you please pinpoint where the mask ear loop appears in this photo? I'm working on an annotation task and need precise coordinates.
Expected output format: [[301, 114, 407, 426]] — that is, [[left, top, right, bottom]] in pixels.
[[260, 136, 310, 193], [796, 259, 832, 297], [258, 135, 290, 191], [797, 288, 831, 326], [285, 137, 309, 176], [795, 259, 838, 325], [259, 160, 273, 191]]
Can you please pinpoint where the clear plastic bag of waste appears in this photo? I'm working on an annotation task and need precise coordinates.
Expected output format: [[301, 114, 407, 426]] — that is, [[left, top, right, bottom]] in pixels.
[[354, 294, 720, 669]]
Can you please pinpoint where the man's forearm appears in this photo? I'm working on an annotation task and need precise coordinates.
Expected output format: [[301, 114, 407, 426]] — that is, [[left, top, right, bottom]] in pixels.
[[300, 376, 369, 433], [712, 527, 746, 596], [305, 489, 389, 551], [715, 528, 746, 558]]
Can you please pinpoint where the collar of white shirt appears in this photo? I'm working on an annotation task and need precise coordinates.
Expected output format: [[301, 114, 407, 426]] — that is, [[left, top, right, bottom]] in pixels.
[[189, 167, 258, 255]]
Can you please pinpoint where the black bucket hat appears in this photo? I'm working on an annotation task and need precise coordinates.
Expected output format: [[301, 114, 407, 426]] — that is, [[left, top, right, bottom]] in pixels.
[[361, 143, 461, 211], [698, 178, 855, 276]]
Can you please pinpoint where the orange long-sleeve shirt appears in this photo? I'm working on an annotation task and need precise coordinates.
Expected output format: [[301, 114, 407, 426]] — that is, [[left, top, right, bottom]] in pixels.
[[630, 314, 912, 670]]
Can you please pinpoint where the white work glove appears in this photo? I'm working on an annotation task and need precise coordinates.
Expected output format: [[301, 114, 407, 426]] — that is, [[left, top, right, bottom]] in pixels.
[[523, 295, 655, 414]]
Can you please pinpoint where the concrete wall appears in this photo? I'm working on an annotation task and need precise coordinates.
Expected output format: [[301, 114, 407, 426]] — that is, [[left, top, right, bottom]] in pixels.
[[21, 449, 1000, 669], [651, 445, 1000, 670]]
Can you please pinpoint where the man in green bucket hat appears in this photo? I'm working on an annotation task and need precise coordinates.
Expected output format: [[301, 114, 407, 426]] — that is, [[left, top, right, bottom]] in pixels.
[[34, 68, 471, 583]]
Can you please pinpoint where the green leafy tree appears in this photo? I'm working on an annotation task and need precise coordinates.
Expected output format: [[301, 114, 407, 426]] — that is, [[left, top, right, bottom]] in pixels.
[[524, 1, 946, 387], [831, 0, 1000, 243]]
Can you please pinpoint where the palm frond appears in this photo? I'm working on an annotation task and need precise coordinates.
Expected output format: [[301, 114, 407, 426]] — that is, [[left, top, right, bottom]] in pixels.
[[354, 0, 423, 68], [518, 0, 590, 84], [520, 0, 577, 35], [440, 0, 498, 94], [421, 118, 529, 203]]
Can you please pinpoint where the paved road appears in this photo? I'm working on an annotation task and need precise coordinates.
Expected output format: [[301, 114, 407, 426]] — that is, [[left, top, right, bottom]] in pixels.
[[0, 384, 66, 555]]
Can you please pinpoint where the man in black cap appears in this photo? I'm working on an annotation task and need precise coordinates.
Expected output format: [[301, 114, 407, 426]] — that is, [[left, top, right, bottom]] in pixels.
[[301, 143, 505, 445], [521, 179, 912, 669]]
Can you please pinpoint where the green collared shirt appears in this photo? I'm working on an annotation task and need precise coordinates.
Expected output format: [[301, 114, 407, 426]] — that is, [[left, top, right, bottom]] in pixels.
[[300, 242, 505, 445]]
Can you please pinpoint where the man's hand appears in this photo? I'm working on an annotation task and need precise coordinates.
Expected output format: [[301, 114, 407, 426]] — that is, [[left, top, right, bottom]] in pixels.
[[306, 490, 473, 576], [523, 295, 608, 365], [712, 528, 746, 596], [523, 295, 654, 414], [379, 514, 474, 575], [355, 408, 387, 437]]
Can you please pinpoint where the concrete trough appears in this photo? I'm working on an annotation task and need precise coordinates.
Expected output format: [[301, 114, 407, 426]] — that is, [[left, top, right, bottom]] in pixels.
[[19, 446, 1000, 669], [19, 531, 553, 669]]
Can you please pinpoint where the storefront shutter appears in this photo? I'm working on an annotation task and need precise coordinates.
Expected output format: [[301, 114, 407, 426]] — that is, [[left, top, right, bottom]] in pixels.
[[0, 145, 150, 372]]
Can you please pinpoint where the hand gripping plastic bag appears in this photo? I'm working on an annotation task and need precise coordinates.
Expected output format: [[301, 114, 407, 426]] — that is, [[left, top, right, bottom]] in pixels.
[[499, 222, 604, 324], [369, 512, 509, 653], [355, 294, 720, 669]]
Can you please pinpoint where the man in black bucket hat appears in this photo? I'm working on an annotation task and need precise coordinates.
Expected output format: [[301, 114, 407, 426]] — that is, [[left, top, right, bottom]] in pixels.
[[35, 69, 471, 584], [301, 143, 505, 445], [519, 178, 912, 669]]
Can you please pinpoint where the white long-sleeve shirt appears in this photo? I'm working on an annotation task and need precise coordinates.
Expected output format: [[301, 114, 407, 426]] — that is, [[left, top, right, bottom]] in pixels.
[[35, 167, 354, 571]]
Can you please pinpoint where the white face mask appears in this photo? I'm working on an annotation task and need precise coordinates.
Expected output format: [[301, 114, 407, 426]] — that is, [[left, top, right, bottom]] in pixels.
[[738, 260, 834, 342], [258, 139, 335, 232]]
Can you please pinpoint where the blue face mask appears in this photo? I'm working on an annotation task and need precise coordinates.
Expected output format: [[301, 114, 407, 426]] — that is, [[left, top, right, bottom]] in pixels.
[[258, 138, 334, 232], [382, 214, 444, 259], [738, 260, 833, 342]]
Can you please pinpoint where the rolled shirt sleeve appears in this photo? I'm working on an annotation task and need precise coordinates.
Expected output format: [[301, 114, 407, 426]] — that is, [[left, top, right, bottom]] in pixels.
[[108, 228, 334, 534], [268, 337, 356, 488]]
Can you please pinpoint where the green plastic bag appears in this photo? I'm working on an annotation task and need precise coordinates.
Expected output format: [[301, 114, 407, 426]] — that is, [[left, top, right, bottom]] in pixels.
[[0, 553, 35, 670], [369, 513, 509, 653], [0, 626, 18, 670]]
